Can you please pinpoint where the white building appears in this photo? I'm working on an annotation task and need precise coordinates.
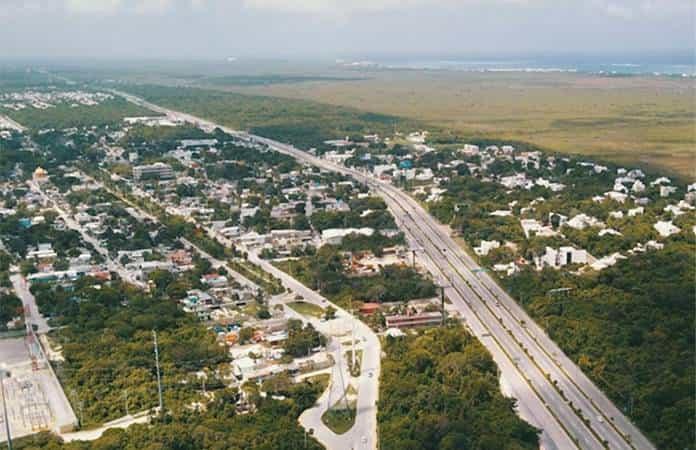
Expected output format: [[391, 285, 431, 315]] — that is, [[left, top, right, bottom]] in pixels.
[[654, 221, 680, 238], [536, 246, 593, 270], [565, 214, 604, 230], [474, 240, 501, 256]]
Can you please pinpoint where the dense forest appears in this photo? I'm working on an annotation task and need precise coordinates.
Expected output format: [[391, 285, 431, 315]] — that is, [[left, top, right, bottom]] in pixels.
[[379, 325, 539, 450], [15, 383, 324, 450], [503, 239, 695, 450], [32, 277, 228, 426], [119, 84, 416, 150]]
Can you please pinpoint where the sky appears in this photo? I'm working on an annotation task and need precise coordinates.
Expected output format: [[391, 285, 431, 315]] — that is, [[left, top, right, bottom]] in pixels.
[[1, 0, 694, 60]]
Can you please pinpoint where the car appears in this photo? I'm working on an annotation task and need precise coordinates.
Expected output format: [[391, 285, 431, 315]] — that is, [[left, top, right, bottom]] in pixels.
[[368, 371, 373, 378], [361, 436, 368, 444]]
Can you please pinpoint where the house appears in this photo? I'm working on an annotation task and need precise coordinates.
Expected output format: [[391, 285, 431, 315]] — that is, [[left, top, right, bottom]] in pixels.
[[26, 243, 57, 261], [654, 221, 680, 238], [660, 186, 677, 197], [493, 262, 519, 276], [536, 246, 593, 270], [520, 219, 557, 238], [605, 191, 628, 203], [385, 311, 442, 328], [201, 273, 228, 288], [565, 214, 604, 230], [474, 240, 501, 256], [631, 180, 646, 193], [590, 253, 627, 271], [627, 206, 644, 217], [359, 303, 380, 315]]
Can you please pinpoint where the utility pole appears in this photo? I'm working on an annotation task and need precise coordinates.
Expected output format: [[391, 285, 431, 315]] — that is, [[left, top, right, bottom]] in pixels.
[[350, 297, 356, 370], [0, 368, 12, 450], [440, 285, 447, 327], [153, 330, 163, 414]]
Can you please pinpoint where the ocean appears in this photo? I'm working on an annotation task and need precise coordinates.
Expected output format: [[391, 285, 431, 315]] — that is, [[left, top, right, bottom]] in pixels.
[[344, 52, 696, 77]]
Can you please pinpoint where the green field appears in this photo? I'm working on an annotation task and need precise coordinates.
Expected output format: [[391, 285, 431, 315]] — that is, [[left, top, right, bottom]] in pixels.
[[287, 301, 325, 318], [202, 70, 695, 179]]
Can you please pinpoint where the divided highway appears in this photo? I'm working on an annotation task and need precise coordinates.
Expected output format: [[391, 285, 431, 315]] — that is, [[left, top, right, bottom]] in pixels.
[[112, 89, 654, 450]]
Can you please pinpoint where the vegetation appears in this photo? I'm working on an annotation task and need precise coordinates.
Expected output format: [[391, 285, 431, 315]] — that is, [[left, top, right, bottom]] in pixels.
[[1, 97, 153, 130], [31, 278, 228, 426], [14, 385, 324, 449], [212, 71, 695, 177], [322, 405, 356, 435], [287, 301, 325, 318], [379, 325, 539, 450], [283, 318, 326, 357], [0, 293, 22, 331], [274, 245, 437, 307], [119, 84, 415, 151], [503, 239, 695, 450]]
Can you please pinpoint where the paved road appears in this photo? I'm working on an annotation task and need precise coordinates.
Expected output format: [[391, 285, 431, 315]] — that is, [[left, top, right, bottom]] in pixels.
[[113, 90, 654, 450], [251, 252, 380, 450], [60, 411, 151, 442], [92, 158, 381, 448], [11, 274, 50, 334], [28, 181, 147, 289], [86, 172, 261, 292], [0, 114, 25, 132], [273, 295, 355, 450]]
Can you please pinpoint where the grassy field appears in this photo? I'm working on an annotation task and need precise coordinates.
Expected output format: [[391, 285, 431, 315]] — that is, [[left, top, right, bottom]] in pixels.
[[288, 301, 325, 318], [203, 70, 695, 178], [322, 404, 356, 435]]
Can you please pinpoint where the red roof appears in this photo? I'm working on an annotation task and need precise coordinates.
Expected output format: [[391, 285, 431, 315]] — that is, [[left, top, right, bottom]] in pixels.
[[359, 303, 380, 314]]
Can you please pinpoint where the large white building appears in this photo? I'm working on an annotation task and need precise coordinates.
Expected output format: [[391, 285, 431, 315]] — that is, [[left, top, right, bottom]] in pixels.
[[132, 162, 174, 181]]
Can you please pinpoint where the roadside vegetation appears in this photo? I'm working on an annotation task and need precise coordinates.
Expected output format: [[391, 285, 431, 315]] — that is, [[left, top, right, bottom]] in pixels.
[[118, 84, 417, 151], [379, 324, 540, 450], [503, 239, 695, 450]]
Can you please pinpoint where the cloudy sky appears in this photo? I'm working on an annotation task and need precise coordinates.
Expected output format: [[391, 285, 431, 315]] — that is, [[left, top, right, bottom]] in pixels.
[[1, 0, 693, 60]]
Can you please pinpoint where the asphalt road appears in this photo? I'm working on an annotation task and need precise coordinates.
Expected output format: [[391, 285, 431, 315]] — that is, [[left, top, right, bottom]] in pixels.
[[29, 181, 147, 290], [11, 274, 50, 334], [251, 252, 381, 450], [112, 89, 654, 450]]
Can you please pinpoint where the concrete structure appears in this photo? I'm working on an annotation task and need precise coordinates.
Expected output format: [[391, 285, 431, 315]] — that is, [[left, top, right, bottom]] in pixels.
[[132, 162, 174, 181]]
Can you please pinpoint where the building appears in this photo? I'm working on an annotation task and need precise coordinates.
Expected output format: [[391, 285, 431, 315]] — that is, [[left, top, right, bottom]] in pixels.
[[536, 246, 593, 270], [359, 303, 380, 315], [474, 240, 501, 256], [33, 167, 49, 183], [385, 311, 442, 328], [132, 162, 174, 181], [654, 221, 680, 238]]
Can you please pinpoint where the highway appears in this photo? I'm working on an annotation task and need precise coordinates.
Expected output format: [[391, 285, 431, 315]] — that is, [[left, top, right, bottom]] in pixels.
[[112, 89, 654, 450]]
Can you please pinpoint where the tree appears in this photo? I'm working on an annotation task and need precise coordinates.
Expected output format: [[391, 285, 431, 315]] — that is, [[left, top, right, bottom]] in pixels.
[[324, 306, 337, 320]]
